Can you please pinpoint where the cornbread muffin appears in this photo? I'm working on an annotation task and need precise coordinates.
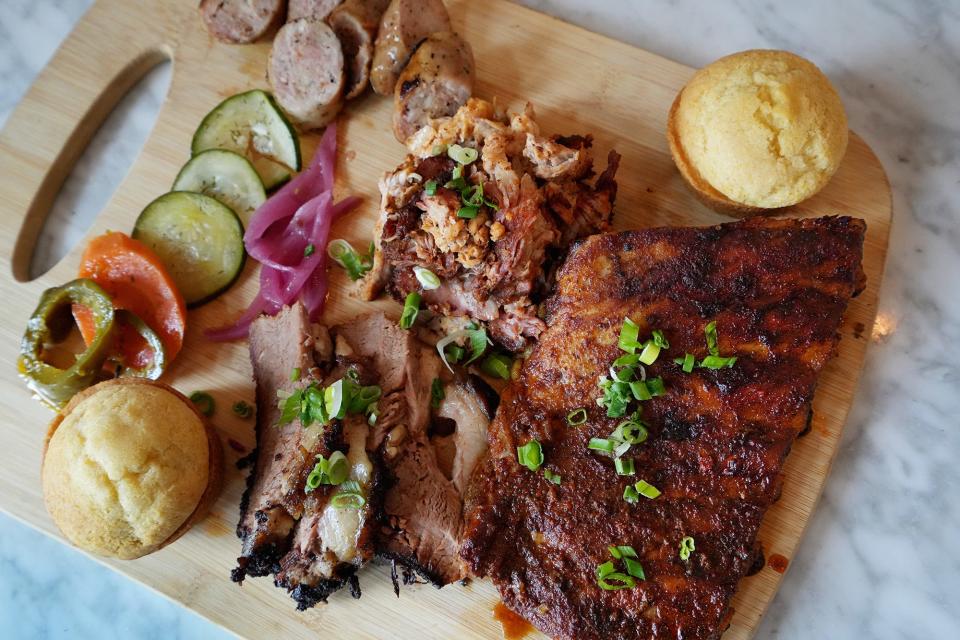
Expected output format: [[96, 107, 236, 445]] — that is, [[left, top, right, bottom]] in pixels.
[[668, 49, 848, 216], [42, 378, 222, 560]]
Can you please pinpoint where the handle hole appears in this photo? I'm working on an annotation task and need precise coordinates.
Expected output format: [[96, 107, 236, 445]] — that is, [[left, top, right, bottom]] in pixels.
[[17, 53, 172, 280]]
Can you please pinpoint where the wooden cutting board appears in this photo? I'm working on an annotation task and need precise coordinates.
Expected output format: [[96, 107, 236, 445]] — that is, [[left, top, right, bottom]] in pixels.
[[0, 0, 891, 638]]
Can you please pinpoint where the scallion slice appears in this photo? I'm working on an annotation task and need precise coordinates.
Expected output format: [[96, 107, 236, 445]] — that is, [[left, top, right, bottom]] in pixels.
[[679, 536, 696, 561], [704, 320, 719, 356], [303, 243, 315, 257], [699, 355, 738, 369], [324, 379, 346, 420], [613, 420, 648, 444], [623, 485, 639, 504], [399, 292, 421, 329], [588, 438, 616, 453], [675, 353, 695, 373], [517, 439, 544, 472], [651, 329, 669, 349], [618, 317, 641, 353], [290, 367, 301, 381], [327, 239, 373, 281], [566, 408, 588, 426], [634, 479, 661, 499], [481, 353, 513, 379], [331, 480, 365, 509], [638, 340, 661, 365], [623, 557, 646, 580], [413, 266, 441, 290], [615, 457, 635, 476], [543, 468, 561, 485], [596, 563, 636, 591], [646, 377, 666, 396], [447, 143, 479, 165], [430, 378, 444, 409], [613, 441, 631, 458], [189, 391, 215, 417], [630, 379, 652, 401], [424, 179, 438, 196], [436, 325, 489, 372], [613, 353, 641, 367], [457, 205, 479, 219]]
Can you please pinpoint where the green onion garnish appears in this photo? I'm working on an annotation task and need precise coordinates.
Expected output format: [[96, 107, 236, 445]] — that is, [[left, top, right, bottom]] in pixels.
[[447, 143, 479, 165], [596, 561, 636, 591], [543, 468, 561, 485], [612, 419, 648, 444], [306, 451, 349, 491], [327, 239, 373, 281], [430, 378, 444, 409], [679, 536, 696, 561], [436, 324, 489, 372], [638, 340, 661, 365], [399, 292, 421, 329], [290, 367, 301, 381], [278, 370, 380, 429], [424, 179, 438, 196], [481, 353, 513, 379], [623, 557, 646, 580], [699, 355, 738, 369], [445, 344, 465, 364], [189, 391, 215, 417], [615, 457, 635, 476], [431, 144, 447, 157], [324, 378, 346, 420], [630, 379, 652, 401], [618, 317, 641, 353], [331, 480, 365, 509], [566, 408, 588, 426], [651, 329, 670, 349], [705, 321, 719, 356], [517, 440, 544, 472], [232, 400, 253, 419], [623, 485, 639, 504], [304, 243, 315, 257], [646, 377, 666, 396], [413, 266, 441, 290], [588, 437, 616, 453], [613, 353, 641, 367], [675, 353, 695, 373], [634, 479, 661, 499], [457, 205, 479, 219]]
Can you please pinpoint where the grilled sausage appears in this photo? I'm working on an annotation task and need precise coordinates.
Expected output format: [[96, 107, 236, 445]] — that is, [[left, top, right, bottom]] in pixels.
[[327, 0, 391, 99], [199, 0, 283, 44], [287, 0, 343, 22], [268, 19, 345, 130], [370, 0, 451, 96], [392, 32, 474, 143]]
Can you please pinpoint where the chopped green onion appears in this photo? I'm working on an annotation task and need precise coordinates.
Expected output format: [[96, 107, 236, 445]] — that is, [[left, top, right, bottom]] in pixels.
[[612, 420, 648, 444], [431, 144, 447, 156], [517, 440, 544, 472], [399, 292, 421, 329], [430, 378, 444, 409], [623, 557, 646, 580], [543, 468, 561, 485], [290, 367, 301, 381], [675, 353, 695, 373], [596, 563, 636, 591], [613, 441, 631, 457], [607, 545, 622, 559], [650, 329, 669, 349], [306, 451, 349, 491], [634, 479, 661, 499], [189, 391, 215, 417], [638, 340, 661, 365], [424, 179, 438, 196], [679, 536, 696, 561], [464, 324, 489, 364], [304, 243, 315, 257], [599, 379, 631, 417], [324, 379, 346, 420], [457, 205, 479, 219], [445, 344, 465, 364], [566, 408, 588, 426], [623, 485, 639, 504], [444, 165, 467, 190], [462, 184, 485, 207], [331, 481, 365, 509], [481, 353, 513, 379], [630, 379, 652, 401], [699, 355, 738, 369], [704, 321, 719, 356], [232, 400, 253, 419], [327, 239, 373, 281], [615, 457, 635, 476], [413, 266, 441, 290], [447, 143, 479, 164], [613, 353, 641, 367], [615, 545, 638, 559], [618, 317, 641, 353], [609, 363, 637, 383], [597, 559, 616, 576], [646, 377, 666, 396], [436, 325, 489, 372], [588, 437, 616, 453]]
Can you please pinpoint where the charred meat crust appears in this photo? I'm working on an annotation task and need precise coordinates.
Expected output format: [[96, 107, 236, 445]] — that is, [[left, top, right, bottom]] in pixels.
[[461, 216, 866, 640]]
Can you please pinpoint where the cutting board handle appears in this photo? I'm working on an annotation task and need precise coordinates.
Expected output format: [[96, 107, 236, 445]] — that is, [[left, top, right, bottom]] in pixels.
[[0, 0, 175, 282]]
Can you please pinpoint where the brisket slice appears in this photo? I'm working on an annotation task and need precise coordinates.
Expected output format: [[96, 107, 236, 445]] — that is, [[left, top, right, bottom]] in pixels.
[[335, 313, 468, 585], [461, 217, 866, 640], [234, 304, 381, 609]]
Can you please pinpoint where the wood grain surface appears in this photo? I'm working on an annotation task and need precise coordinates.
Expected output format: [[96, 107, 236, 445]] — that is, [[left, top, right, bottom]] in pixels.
[[0, 0, 891, 638]]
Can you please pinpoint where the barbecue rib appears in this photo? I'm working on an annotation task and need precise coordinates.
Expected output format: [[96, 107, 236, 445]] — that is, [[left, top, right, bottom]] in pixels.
[[461, 216, 866, 640]]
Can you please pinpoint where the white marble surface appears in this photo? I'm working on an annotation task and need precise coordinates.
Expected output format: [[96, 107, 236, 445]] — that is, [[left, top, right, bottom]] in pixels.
[[2, 0, 958, 638]]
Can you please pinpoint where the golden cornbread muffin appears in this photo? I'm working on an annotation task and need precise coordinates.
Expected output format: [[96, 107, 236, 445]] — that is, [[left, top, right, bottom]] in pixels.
[[42, 378, 222, 560], [668, 49, 848, 216]]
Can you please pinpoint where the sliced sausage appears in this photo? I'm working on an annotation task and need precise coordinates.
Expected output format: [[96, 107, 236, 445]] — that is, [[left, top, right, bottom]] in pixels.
[[200, 0, 284, 44], [393, 31, 475, 143], [327, 0, 391, 99], [370, 0, 451, 96], [287, 0, 343, 22], [268, 19, 345, 130]]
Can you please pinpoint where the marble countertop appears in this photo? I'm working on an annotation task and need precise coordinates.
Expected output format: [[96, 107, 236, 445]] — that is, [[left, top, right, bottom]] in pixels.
[[2, 0, 957, 638]]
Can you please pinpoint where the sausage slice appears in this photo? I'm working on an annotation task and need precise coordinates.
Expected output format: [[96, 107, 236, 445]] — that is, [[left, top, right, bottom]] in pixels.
[[200, 0, 284, 44], [370, 0, 451, 96], [268, 19, 345, 130], [327, 0, 391, 99], [287, 0, 343, 22], [393, 31, 475, 143]]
